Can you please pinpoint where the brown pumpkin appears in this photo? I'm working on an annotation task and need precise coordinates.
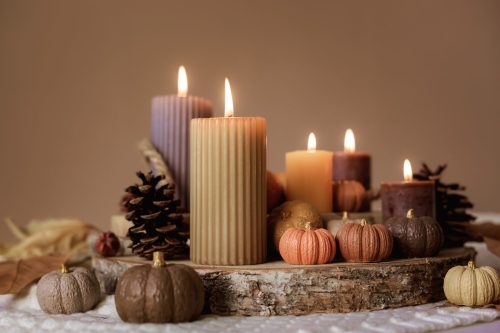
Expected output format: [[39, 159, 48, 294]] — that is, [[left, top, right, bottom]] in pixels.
[[36, 264, 101, 314], [384, 209, 444, 258], [332, 180, 367, 212], [279, 224, 336, 265], [268, 200, 323, 251], [114, 252, 204, 323], [337, 219, 393, 262]]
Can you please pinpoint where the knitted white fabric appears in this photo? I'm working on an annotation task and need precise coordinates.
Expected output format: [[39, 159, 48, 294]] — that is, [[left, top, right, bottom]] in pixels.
[[0, 285, 497, 333]]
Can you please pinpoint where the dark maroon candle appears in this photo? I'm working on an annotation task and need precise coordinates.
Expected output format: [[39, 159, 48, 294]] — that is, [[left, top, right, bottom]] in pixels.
[[332, 129, 371, 189], [381, 159, 436, 221]]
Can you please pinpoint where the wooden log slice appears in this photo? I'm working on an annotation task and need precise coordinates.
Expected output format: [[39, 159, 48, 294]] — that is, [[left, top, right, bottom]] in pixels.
[[92, 247, 475, 316]]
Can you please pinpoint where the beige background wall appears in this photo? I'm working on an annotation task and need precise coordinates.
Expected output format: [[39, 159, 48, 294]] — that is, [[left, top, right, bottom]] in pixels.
[[1, 0, 499, 241]]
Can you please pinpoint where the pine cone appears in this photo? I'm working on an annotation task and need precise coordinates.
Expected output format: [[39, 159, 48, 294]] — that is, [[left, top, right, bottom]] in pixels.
[[124, 171, 189, 259], [413, 163, 480, 247]]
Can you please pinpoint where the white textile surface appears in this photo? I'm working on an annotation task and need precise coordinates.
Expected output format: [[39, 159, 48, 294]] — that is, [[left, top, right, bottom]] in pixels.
[[0, 285, 498, 333]]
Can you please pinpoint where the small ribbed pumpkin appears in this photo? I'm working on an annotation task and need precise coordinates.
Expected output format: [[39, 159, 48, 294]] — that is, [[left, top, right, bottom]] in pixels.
[[444, 261, 500, 306], [279, 223, 336, 265], [332, 180, 367, 213], [337, 219, 393, 262], [114, 251, 204, 323], [36, 265, 101, 314], [384, 209, 443, 258]]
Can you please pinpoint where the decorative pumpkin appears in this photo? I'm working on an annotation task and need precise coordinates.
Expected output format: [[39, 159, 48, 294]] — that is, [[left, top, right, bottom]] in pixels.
[[384, 209, 444, 258], [326, 211, 369, 238], [267, 170, 285, 212], [444, 261, 500, 306], [36, 264, 101, 314], [279, 223, 336, 265], [332, 180, 367, 212], [115, 251, 204, 323], [337, 219, 393, 262], [268, 200, 323, 251]]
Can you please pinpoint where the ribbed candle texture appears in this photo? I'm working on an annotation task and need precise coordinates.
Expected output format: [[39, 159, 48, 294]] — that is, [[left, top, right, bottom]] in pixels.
[[151, 95, 213, 210], [190, 117, 267, 265]]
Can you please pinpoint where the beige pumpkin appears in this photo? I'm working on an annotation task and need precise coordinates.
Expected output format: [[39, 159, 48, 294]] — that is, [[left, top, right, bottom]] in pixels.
[[444, 261, 500, 306], [36, 264, 101, 314]]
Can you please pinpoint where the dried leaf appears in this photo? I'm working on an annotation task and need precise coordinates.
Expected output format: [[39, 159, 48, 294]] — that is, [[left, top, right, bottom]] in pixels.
[[466, 222, 500, 241], [0, 218, 99, 263], [0, 254, 67, 294], [484, 237, 500, 258]]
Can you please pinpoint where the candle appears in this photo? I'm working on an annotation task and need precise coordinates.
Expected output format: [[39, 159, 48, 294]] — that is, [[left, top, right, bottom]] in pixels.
[[190, 78, 267, 265], [285, 133, 333, 213], [151, 66, 213, 210], [333, 129, 371, 190], [381, 159, 436, 221]]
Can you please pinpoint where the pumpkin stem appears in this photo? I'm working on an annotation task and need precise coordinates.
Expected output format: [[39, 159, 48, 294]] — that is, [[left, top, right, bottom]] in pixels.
[[152, 251, 166, 267], [342, 211, 349, 220], [360, 219, 367, 227], [60, 264, 68, 274], [305, 222, 312, 231], [406, 209, 415, 219], [467, 260, 476, 269]]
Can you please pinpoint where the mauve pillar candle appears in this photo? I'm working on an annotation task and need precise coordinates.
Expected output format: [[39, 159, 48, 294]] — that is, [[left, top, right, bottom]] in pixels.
[[381, 159, 436, 220], [151, 66, 213, 210]]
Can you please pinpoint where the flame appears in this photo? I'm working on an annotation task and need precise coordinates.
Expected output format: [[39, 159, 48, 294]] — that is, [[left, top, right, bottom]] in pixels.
[[224, 78, 234, 117], [344, 128, 355, 153], [403, 159, 413, 182], [178, 66, 188, 97], [307, 133, 317, 152]]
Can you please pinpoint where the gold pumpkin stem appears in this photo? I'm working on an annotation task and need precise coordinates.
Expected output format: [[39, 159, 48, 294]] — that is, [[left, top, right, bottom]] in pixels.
[[153, 251, 166, 267], [467, 260, 476, 269], [304, 222, 312, 231], [406, 209, 415, 219], [60, 264, 68, 274], [360, 219, 367, 227], [342, 211, 349, 220]]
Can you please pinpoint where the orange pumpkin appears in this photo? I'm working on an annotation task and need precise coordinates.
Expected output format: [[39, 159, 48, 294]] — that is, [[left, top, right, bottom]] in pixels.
[[279, 224, 336, 265], [337, 219, 393, 262], [332, 180, 367, 212]]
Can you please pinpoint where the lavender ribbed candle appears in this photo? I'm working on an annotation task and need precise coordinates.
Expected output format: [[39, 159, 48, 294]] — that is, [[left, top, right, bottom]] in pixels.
[[151, 95, 213, 210]]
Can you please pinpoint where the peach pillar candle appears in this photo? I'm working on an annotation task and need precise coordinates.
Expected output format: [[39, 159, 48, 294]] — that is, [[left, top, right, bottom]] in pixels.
[[190, 79, 267, 265], [286, 133, 333, 213], [151, 66, 213, 210]]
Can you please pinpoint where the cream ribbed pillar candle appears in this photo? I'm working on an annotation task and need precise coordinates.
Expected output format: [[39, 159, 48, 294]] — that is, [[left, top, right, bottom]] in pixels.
[[151, 66, 213, 210], [190, 79, 267, 265]]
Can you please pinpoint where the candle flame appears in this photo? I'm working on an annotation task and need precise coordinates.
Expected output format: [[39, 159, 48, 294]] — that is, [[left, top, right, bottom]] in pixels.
[[344, 128, 355, 153], [307, 132, 317, 152], [403, 159, 413, 182], [178, 66, 188, 97], [224, 78, 234, 117]]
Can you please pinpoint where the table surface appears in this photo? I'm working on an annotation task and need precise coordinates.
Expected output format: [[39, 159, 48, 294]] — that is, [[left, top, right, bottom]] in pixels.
[[0, 212, 499, 333]]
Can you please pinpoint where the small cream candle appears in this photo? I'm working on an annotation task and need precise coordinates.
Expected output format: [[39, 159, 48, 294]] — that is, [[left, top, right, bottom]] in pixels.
[[286, 133, 333, 213], [190, 78, 267, 265]]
